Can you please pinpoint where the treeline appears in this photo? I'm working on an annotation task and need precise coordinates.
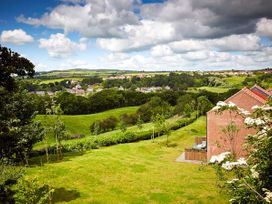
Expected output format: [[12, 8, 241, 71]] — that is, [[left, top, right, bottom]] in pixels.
[[30, 87, 239, 115], [22, 76, 103, 92], [103, 72, 223, 90]]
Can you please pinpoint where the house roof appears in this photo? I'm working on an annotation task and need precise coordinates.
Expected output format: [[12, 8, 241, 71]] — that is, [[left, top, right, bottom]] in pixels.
[[250, 84, 271, 100], [208, 85, 269, 113]]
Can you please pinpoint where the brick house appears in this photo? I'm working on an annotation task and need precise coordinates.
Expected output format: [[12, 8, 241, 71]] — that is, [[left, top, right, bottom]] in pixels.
[[206, 85, 271, 160], [184, 85, 271, 161]]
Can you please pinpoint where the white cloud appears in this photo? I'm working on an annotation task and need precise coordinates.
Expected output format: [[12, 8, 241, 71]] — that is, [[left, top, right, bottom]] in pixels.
[[97, 20, 176, 52], [39, 33, 87, 58], [0, 29, 33, 45], [151, 45, 173, 57], [211, 34, 261, 51], [256, 18, 272, 38], [17, 0, 139, 38]]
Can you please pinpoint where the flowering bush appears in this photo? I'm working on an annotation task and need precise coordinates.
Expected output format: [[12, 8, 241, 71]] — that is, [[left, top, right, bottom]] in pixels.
[[211, 101, 272, 203]]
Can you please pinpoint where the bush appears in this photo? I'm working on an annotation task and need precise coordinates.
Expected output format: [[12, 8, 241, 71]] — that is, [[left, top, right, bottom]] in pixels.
[[90, 116, 119, 135]]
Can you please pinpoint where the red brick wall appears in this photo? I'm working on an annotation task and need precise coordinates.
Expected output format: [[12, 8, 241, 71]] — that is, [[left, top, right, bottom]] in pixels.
[[207, 110, 256, 160]]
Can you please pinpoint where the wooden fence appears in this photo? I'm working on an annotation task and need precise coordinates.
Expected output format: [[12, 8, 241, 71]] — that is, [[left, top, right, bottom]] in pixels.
[[185, 148, 207, 161], [194, 136, 206, 145]]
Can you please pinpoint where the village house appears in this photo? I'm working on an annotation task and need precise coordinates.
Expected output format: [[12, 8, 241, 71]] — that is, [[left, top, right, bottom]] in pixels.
[[184, 85, 271, 161]]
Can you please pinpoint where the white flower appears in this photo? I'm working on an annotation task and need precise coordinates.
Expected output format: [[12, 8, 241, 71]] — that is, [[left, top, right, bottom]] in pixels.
[[244, 117, 266, 126], [252, 105, 259, 110], [239, 108, 250, 116], [255, 118, 266, 125], [210, 152, 231, 164], [237, 158, 247, 165], [228, 102, 236, 107], [245, 117, 255, 126], [227, 178, 239, 184], [250, 167, 259, 179], [221, 158, 247, 170], [265, 191, 272, 203], [217, 101, 227, 107], [229, 198, 236, 203]]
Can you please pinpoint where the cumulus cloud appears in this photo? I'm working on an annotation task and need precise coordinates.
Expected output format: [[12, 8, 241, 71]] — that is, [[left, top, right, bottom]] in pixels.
[[141, 0, 272, 39], [0, 29, 33, 45], [256, 18, 272, 38], [97, 20, 175, 52], [15, 0, 272, 70], [17, 0, 139, 38], [39, 33, 87, 58]]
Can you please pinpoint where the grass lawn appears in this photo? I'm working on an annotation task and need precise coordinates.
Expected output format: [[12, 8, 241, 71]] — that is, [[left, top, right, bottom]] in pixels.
[[197, 86, 230, 93], [223, 76, 246, 88], [35, 106, 139, 136], [27, 117, 228, 204]]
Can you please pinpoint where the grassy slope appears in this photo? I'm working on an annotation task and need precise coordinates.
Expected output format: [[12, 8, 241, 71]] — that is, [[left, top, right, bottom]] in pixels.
[[35, 106, 139, 136], [188, 76, 246, 93], [197, 86, 229, 93], [223, 76, 246, 88], [27, 117, 228, 204], [34, 112, 181, 150]]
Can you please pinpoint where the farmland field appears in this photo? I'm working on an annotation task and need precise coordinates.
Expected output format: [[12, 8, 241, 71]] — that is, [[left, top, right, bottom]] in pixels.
[[35, 106, 139, 136], [188, 86, 230, 93], [27, 117, 228, 204]]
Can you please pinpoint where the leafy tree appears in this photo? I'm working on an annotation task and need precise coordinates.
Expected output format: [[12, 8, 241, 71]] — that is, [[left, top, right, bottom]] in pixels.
[[0, 45, 34, 92], [174, 94, 196, 116], [196, 95, 213, 116], [137, 96, 172, 122]]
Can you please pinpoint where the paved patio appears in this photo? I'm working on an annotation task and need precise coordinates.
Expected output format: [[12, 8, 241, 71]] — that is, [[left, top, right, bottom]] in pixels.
[[176, 152, 206, 164]]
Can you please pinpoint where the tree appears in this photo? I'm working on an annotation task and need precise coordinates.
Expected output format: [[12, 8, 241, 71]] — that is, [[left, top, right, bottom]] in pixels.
[[137, 96, 172, 122], [0, 45, 34, 92], [175, 94, 196, 116], [196, 96, 213, 117], [52, 105, 66, 161]]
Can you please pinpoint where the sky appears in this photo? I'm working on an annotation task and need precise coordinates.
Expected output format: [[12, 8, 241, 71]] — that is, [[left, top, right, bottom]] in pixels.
[[0, 0, 272, 71]]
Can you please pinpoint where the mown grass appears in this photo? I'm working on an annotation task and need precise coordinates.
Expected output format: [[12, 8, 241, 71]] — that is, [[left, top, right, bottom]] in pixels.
[[223, 76, 246, 88], [35, 106, 139, 136], [26, 117, 228, 204], [195, 86, 230, 93]]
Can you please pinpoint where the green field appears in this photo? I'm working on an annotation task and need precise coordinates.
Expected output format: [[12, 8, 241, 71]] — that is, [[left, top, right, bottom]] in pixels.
[[34, 110, 183, 151], [37, 78, 84, 84], [223, 76, 246, 87], [35, 106, 139, 136], [197, 86, 230, 93], [188, 86, 230, 93], [27, 117, 227, 204]]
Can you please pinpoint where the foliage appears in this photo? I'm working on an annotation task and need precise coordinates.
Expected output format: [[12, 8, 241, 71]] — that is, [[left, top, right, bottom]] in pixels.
[[13, 177, 54, 204], [197, 96, 213, 115], [90, 116, 119, 135], [137, 96, 172, 122], [174, 94, 196, 116], [39, 113, 197, 154], [0, 161, 23, 204], [0, 46, 42, 163], [0, 45, 34, 91]]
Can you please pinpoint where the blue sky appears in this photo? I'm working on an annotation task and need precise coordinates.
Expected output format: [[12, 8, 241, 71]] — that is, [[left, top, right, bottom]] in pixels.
[[0, 0, 272, 71]]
